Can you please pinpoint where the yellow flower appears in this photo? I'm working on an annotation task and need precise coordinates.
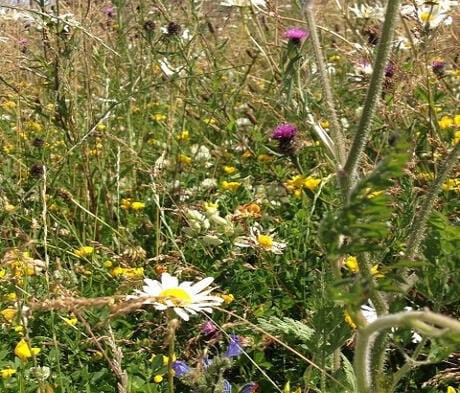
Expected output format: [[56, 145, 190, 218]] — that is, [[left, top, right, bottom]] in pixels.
[[0, 269, 6, 278], [0, 368, 16, 379], [345, 256, 359, 273], [303, 177, 321, 191], [447, 387, 457, 393], [176, 130, 190, 141], [3, 143, 14, 154], [221, 180, 241, 192], [242, 150, 253, 159], [6, 292, 17, 301], [179, 154, 193, 165], [121, 198, 133, 210], [74, 246, 94, 258], [454, 115, 460, 127], [319, 119, 330, 128], [221, 293, 234, 304], [329, 55, 341, 62], [24, 120, 43, 132], [130, 201, 145, 210], [345, 256, 383, 278], [103, 260, 113, 268], [1, 100, 17, 110], [15, 338, 40, 361], [162, 354, 176, 366], [63, 316, 78, 326], [96, 124, 106, 132], [203, 118, 216, 125], [1, 308, 17, 322], [111, 267, 144, 278], [152, 113, 167, 122], [344, 311, 357, 329], [153, 375, 163, 383], [223, 166, 237, 175], [442, 178, 460, 192], [453, 131, 460, 145], [438, 116, 453, 129]]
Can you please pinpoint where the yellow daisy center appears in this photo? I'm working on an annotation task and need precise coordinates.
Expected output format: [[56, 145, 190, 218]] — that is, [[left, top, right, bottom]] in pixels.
[[257, 234, 273, 249], [159, 288, 192, 305], [420, 12, 434, 22]]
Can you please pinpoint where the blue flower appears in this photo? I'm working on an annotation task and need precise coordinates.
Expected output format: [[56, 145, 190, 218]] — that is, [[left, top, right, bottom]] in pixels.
[[172, 360, 190, 377], [240, 382, 258, 393], [223, 379, 232, 393], [225, 335, 243, 358]]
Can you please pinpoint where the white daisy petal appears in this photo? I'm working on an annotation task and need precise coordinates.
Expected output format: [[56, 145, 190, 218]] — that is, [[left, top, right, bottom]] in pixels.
[[174, 307, 190, 321]]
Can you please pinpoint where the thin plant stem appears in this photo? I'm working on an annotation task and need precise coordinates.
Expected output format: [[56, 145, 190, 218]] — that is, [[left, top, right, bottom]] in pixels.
[[302, 0, 347, 170], [354, 310, 460, 392], [343, 0, 402, 193], [166, 315, 179, 393], [405, 142, 460, 262]]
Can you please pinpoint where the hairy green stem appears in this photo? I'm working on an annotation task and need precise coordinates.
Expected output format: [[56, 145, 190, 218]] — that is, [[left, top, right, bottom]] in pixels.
[[343, 0, 402, 193], [355, 310, 460, 392], [166, 316, 179, 393], [401, 142, 460, 293], [405, 142, 460, 262], [358, 253, 388, 315], [302, 0, 346, 170]]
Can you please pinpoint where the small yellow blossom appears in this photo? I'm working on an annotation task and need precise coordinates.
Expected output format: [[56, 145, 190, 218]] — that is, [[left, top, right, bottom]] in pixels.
[[345, 256, 383, 278], [304, 177, 321, 191], [1, 101, 17, 110], [96, 124, 106, 132], [221, 180, 241, 192], [223, 166, 237, 175], [236, 203, 261, 218], [120, 198, 133, 210], [5, 204, 17, 212], [179, 154, 193, 165], [103, 260, 113, 268], [242, 150, 253, 159], [110, 266, 144, 278], [130, 201, 145, 210], [14, 325, 24, 334], [221, 293, 235, 304], [6, 292, 17, 301], [15, 338, 40, 362], [319, 119, 330, 128], [453, 131, 460, 145], [442, 178, 460, 192], [74, 246, 94, 258], [3, 143, 14, 154], [153, 375, 164, 383], [0, 368, 16, 379], [162, 354, 177, 366], [203, 118, 216, 125], [285, 175, 322, 196], [454, 115, 460, 127], [420, 11, 434, 23], [63, 316, 78, 326], [447, 387, 457, 393], [176, 130, 190, 141], [344, 311, 357, 329], [24, 120, 43, 132], [152, 113, 167, 122], [1, 308, 17, 322], [438, 116, 453, 129]]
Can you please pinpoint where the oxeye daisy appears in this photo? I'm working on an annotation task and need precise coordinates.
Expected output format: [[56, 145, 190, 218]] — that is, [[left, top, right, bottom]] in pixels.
[[132, 273, 224, 321], [235, 225, 287, 254]]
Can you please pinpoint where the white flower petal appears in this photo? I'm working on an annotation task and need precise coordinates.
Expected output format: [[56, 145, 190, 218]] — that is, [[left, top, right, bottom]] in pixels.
[[174, 307, 190, 321]]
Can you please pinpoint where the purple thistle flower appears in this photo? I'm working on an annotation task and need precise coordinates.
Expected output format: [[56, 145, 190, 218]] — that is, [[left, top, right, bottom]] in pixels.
[[225, 334, 243, 358], [384, 63, 396, 78], [271, 123, 297, 141], [223, 379, 232, 393], [201, 320, 218, 335], [172, 360, 190, 377], [240, 381, 258, 393], [284, 28, 309, 45], [18, 38, 28, 48], [103, 4, 115, 18], [431, 59, 445, 76]]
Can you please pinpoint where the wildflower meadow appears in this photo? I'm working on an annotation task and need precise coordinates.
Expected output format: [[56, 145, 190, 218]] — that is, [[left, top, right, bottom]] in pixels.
[[1, 0, 460, 392]]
